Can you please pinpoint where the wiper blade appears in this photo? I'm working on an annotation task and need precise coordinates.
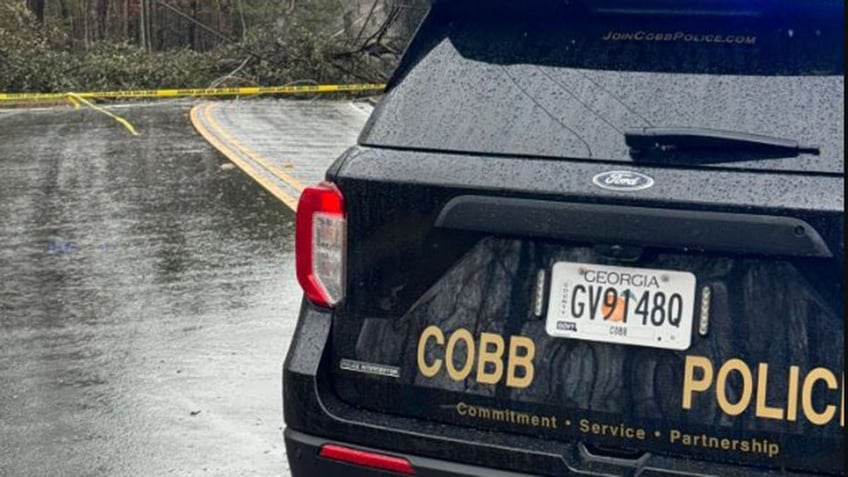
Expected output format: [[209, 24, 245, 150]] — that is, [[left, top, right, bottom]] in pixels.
[[625, 127, 820, 156]]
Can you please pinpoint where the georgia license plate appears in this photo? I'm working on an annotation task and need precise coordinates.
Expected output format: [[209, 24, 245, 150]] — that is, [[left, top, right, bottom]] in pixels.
[[545, 262, 696, 350]]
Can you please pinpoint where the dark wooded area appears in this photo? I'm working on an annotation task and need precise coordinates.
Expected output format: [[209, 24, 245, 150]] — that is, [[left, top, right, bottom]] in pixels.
[[1, 0, 426, 92]]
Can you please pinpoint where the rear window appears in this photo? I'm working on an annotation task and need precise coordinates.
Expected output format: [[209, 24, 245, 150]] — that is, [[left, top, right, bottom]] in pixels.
[[361, 5, 844, 173]]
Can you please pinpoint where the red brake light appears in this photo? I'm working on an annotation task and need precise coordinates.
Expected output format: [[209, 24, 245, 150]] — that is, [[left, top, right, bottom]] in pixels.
[[319, 444, 415, 475], [296, 182, 346, 307]]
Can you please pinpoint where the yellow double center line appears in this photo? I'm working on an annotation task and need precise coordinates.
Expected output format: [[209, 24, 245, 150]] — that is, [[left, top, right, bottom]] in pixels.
[[190, 102, 302, 210]]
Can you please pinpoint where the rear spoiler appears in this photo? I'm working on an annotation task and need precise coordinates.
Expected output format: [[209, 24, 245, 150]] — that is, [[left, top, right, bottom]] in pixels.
[[428, 0, 842, 17]]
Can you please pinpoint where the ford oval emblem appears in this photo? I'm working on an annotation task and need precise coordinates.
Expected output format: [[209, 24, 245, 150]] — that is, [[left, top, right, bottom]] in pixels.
[[592, 170, 654, 191]]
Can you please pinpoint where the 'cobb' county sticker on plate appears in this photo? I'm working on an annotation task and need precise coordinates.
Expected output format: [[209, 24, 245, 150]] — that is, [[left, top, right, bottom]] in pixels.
[[545, 262, 696, 350]]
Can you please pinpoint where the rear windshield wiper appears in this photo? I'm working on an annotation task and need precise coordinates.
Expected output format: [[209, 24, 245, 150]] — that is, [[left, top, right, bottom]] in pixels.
[[625, 127, 820, 157]]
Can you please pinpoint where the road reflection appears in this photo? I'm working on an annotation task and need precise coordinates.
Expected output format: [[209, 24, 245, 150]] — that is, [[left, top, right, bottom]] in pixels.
[[0, 102, 297, 476]]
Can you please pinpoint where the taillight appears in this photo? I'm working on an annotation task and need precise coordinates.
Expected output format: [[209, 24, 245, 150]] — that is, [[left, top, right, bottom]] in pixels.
[[319, 444, 415, 475], [295, 182, 346, 307]]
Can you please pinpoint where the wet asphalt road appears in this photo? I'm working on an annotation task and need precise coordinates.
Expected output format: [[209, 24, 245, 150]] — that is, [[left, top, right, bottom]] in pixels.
[[0, 102, 299, 476]]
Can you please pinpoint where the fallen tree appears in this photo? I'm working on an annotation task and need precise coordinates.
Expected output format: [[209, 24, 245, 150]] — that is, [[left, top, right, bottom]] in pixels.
[[0, 0, 427, 93]]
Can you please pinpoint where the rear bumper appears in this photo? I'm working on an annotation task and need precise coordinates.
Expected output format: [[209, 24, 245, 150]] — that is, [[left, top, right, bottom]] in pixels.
[[285, 428, 536, 477], [282, 300, 828, 477]]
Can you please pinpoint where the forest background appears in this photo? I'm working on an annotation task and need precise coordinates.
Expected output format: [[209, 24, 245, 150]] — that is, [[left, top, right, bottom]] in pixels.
[[0, 0, 427, 92]]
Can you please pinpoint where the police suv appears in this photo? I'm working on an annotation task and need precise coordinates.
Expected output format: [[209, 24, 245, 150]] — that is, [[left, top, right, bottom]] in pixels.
[[283, 0, 844, 475]]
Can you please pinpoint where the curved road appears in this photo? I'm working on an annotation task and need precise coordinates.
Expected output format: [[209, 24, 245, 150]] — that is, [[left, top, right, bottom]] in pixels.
[[192, 99, 371, 210]]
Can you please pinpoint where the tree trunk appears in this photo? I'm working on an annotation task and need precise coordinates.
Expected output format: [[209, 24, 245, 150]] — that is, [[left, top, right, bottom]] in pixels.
[[58, 0, 68, 19], [152, 0, 162, 50], [189, 0, 198, 49], [82, 0, 90, 48], [27, 0, 46, 22], [147, 0, 154, 51], [215, 0, 223, 49], [139, 0, 147, 50], [57, 0, 71, 37], [236, 0, 246, 42], [123, 0, 130, 42], [97, 0, 109, 42]]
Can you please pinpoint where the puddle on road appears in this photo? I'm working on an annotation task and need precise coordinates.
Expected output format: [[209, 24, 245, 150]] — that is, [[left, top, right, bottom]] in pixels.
[[0, 103, 297, 476]]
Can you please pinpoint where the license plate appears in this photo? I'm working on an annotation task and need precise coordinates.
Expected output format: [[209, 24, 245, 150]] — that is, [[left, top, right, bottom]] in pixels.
[[545, 262, 696, 350]]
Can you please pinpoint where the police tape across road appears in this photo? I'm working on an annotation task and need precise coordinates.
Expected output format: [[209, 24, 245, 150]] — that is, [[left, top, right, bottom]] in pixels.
[[0, 83, 386, 103], [0, 84, 385, 136]]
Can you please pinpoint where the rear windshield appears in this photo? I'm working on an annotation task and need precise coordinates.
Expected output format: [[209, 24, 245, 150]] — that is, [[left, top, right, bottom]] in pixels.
[[361, 6, 844, 173]]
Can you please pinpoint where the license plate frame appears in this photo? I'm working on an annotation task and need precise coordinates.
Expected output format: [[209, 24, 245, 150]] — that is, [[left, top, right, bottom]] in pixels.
[[544, 261, 696, 350]]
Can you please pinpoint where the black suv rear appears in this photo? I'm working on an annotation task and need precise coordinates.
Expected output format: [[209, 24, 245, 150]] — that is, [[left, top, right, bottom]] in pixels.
[[283, 1, 844, 475]]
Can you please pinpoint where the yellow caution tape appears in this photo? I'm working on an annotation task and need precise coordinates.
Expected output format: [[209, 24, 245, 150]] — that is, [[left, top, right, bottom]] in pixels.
[[65, 93, 140, 136], [0, 83, 386, 102], [0, 83, 384, 135]]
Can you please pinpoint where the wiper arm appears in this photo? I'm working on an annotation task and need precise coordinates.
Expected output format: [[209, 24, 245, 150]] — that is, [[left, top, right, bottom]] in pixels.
[[625, 127, 820, 156]]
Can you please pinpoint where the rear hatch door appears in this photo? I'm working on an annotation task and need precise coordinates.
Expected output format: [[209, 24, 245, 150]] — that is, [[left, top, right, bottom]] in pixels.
[[331, 1, 844, 474]]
